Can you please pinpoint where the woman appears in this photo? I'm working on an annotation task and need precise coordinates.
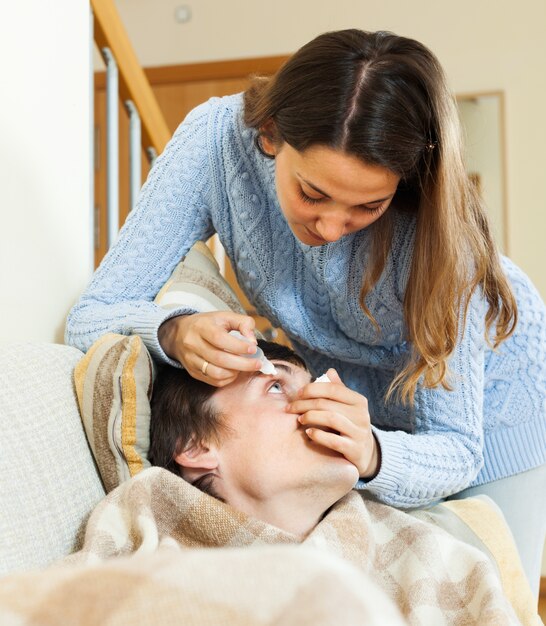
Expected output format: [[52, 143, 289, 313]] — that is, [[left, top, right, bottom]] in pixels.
[[66, 29, 546, 594]]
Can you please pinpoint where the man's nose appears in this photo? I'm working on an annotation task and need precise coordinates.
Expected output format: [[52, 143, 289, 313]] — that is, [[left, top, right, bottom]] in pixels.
[[315, 213, 347, 242], [286, 387, 301, 403]]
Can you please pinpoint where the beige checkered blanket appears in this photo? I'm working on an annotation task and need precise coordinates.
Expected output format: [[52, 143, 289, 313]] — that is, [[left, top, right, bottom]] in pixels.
[[0, 467, 539, 626]]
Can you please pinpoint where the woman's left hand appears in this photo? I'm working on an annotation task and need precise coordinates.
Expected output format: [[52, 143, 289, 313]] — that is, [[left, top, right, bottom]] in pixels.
[[286, 368, 380, 478]]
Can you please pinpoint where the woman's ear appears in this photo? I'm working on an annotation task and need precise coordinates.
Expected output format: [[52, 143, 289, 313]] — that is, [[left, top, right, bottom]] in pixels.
[[259, 119, 278, 156], [174, 440, 219, 471]]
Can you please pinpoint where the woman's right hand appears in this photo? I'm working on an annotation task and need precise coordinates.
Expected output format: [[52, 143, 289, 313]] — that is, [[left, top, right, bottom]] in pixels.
[[158, 311, 262, 387]]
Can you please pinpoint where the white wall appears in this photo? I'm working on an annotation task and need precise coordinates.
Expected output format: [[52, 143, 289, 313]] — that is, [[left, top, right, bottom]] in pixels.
[[0, 2, 92, 344], [112, 0, 546, 300]]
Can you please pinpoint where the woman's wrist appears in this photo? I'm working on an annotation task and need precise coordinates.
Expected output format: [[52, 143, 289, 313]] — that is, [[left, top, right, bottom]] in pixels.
[[361, 434, 381, 480], [158, 315, 187, 360]]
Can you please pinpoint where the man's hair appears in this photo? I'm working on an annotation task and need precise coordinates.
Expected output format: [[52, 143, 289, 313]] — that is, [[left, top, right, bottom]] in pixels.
[[149, 340, 307, 500]]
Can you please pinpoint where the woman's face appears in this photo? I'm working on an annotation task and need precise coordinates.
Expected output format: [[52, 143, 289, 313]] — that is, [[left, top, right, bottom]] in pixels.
[[263, 138, 400, 246]]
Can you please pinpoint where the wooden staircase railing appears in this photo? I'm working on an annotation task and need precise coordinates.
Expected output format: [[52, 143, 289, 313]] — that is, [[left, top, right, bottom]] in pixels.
[[91, 0, 171, 155], [91, 0, 172, 252]]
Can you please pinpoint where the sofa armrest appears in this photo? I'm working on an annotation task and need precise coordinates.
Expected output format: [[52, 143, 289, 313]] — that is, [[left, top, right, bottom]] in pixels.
[[0, 343, 106, 575]]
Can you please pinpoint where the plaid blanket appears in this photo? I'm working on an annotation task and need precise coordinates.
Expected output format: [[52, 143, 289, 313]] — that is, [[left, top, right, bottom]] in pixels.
[[0, 467, 539, 626]]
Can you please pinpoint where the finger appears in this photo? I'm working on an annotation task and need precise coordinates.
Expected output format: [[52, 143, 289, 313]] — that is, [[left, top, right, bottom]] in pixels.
[[200, 323, 258, 355], [192, 341, 263, 375], [297, 410, 357, 437], [298, 381, 365, 406], [288, 397, 363, 418], [215, 312, 257, 344], [325, 368, 342, 384], [192, 361, 240, 387], [184, 345, 246, 386], [304, 428, 354, 460], [235, 316, 257, 343]]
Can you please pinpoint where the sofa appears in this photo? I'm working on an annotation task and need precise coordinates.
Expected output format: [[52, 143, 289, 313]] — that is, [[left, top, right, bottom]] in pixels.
[[0, 342, 105, 575]]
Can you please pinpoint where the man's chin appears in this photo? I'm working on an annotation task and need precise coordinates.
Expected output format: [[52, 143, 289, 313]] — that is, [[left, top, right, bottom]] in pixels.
[[313, 458, 360, 500], [293, 428, 359, 488]]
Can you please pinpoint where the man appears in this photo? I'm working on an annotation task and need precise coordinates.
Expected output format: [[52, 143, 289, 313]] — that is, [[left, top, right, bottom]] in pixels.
[[20, 338, 521, 626], [150, 340, 374, 537], [0, 342, 530, 626]]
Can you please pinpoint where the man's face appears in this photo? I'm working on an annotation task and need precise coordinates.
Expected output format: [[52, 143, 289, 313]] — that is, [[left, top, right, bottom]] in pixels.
[[199, 360, 359, 513]]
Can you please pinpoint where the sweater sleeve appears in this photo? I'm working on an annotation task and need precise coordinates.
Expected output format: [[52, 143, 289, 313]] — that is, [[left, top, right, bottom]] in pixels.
[[65, 100, 216, 365], [359, 291, 487, 508]]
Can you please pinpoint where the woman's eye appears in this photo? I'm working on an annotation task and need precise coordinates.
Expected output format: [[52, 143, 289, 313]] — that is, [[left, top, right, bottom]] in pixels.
[[268, 381, 284, 394], [362, 203, 386, 216], [298, 188, 323, 205]]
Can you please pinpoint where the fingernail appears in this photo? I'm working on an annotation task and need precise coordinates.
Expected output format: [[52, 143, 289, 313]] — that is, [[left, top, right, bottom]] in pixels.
[[306, 428, 313, 436], [248, 345, 257, 354], [285, 404, 292, 411]]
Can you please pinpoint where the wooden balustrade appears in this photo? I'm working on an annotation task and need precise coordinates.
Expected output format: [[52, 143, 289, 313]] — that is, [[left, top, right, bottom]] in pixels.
[[91, 0, 171, 157]]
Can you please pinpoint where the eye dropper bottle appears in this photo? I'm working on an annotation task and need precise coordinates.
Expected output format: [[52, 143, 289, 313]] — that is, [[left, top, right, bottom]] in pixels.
[[314, 373, 331, 383], [228, 330, 277, 375]]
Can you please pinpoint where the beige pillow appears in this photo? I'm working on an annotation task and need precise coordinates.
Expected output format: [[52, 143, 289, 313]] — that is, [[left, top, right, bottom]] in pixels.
[[76, 241, 248, 492]]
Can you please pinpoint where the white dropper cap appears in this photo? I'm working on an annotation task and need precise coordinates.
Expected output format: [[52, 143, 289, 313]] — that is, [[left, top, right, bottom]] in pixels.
[[228, 331, 278, 375], [315, 373, 331, 383]]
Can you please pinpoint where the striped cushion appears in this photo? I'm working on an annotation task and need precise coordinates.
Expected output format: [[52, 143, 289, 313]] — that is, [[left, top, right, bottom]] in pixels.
[[155, 240, 246, 314], [74, 334, 154, 493], [76, 241, 247, 491]]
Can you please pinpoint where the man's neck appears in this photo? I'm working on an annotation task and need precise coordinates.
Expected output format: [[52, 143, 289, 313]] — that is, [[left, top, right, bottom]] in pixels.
[[226, 488, 337, 539]]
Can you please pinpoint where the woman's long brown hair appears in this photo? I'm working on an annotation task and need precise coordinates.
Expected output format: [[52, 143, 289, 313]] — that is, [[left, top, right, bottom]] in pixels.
[[244, 29, 517, 404]]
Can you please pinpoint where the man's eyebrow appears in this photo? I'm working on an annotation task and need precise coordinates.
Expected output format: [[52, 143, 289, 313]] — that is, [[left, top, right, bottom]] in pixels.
[[296, 173, 394, 206], [269, 363, 293, 376], [244, 362, 299, 388]]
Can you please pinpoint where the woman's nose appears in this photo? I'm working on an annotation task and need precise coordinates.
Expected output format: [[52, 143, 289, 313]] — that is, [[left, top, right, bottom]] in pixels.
[[315, 213, 348, 242]]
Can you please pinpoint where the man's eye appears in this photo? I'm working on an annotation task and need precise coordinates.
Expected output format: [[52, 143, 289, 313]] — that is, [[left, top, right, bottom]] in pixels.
[[268, 381, 284, 394]]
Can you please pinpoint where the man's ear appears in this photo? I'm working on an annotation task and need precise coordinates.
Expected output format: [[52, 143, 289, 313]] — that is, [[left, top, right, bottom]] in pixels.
[[174, 440, 219, 472]]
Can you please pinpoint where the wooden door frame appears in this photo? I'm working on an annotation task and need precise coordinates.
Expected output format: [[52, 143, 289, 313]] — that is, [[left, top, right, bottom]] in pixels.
[[95, 54, 290, 90]]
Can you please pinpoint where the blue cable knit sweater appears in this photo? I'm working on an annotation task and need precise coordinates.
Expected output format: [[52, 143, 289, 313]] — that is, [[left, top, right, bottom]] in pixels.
[[66, 93, 546, 508]]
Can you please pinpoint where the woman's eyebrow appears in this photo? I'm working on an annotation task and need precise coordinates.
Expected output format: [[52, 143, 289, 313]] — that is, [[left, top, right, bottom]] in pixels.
[[297, 173, 331, 197], [296, 173, 394, 206]]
